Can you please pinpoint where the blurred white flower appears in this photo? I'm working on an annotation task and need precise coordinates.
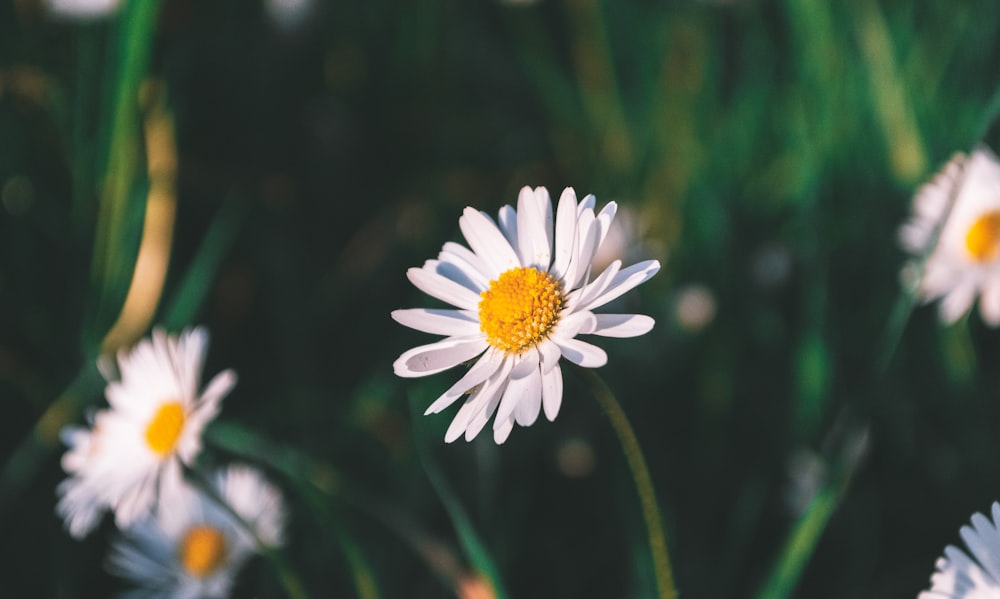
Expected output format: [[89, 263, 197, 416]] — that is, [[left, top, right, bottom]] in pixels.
[[900, 145, 1000, 325], [673, 284, 716, 332], [57, 327, 236, 538], [263, 0, 313, 33], [749, 242, 792, 289], [393, 186, 659, 444], [43, 0, 122, 19], [919, 501, 1000, 598], [108, 464, 286, 599], [783, 448, 826, 517]]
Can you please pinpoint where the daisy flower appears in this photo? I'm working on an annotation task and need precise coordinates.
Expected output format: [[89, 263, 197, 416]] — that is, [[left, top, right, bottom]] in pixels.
[[43, 0, 122, 19], [57, 327, 236, 539], [899, 144, 1000, 325], [919, 501, 1000, 598], [108, 464, 286, 599], [392, 186, 660, 444]]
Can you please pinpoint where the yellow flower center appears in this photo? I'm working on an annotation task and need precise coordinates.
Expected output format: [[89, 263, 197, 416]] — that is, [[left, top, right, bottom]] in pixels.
[[965, 211, 1000, 262], [144, 401, 186, 457], [178, 525, 228, 578], [478, 267, 563, 353]]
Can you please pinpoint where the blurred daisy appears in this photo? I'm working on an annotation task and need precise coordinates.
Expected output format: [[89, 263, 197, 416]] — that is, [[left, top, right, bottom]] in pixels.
[[108, 464, 286, 599], [263, 0, 313, 33], [57, 327, 236, 538], [42, 0, 122, 19], [900, 145, 1000, 325], [919, 501, 1000, 598], [393, 186, 659, 444]]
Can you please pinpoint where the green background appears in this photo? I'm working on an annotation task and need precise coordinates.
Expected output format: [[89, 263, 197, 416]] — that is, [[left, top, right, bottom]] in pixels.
[[3, 0, 1000, 597]]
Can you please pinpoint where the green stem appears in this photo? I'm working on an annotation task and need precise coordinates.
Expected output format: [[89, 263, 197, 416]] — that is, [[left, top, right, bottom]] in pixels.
[[183, 464, 313, 599], [753, 484, 841, 599], [574, 365, 676, 599]]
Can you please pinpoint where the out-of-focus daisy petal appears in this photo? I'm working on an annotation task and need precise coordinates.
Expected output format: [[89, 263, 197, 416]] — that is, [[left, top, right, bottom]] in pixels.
[[108, 464, 286, 597], [920, 502, 1000, 598], [56, 327, 232, 538], [980, 278, 1000, 326], [901, 145, 1000, 326], [939, 282, 978, 324]]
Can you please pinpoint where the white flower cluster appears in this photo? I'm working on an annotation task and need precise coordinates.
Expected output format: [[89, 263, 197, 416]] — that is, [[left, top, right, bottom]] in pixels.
[[903, 145, 1000, 597], [57, 327, 286, 598]]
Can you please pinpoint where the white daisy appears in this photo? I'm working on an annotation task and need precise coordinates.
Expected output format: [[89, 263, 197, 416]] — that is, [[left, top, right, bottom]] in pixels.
[[57, 327, 236, 538], [107, 464, 287, 599], [392, 186, 660, 444], [900, 144, 1000, 325], [919, 501, 1000, 598], [43, 0, 122, 19]]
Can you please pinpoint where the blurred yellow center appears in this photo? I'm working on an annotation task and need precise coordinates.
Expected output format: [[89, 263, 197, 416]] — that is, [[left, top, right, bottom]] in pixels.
[[179, 525, 227, 578], [144, 401, 185, 457], [479, 267, 563, 353], [965, 211, 1000, 262]]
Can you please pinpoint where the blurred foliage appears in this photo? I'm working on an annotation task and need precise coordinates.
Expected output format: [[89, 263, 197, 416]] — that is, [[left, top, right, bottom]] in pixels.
[[3, 0, 1000, 597]]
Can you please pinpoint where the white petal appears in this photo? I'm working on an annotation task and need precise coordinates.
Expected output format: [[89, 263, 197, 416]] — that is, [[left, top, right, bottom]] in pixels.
[[493, 350, 541, 427], [980, 278, 1000, 326], [425, 348, 505, 414], [393, 337, 488, 377], [461, 360, 514, 441], [541, 365, 563, 421], [440, 242, 493, 287], [960, 512, 1000, 583], [590, 314, 656, 338], [493, 415, 515, 444], [565, 207, 598, 290], [579, 259, 660, 311], [592, 201, 618, 256], [517, 186, 553, 270], [550, 188, 579, 280], [179, 327, 209, 402], [498, 204, 518, 250], [938, 282, 977, 324], [445, 387, 493, 443], [537, 339, 562, 373], [572, 260, 621, 311], [514, 376, 542, 427], [459, 207, 521, 277], [555, 338, 608, 368], [392, 309, 481, 336], [553, 310, 598, 339], [407, 268, 482, 311], [192, 368, 236, 427], [426, 258, 486, 294], [921, 260, 962, 299]]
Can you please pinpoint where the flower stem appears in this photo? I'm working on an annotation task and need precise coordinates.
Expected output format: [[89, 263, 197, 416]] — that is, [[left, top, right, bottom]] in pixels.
[[574, 365, 677, 599], [182, 464, 313, 599]]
